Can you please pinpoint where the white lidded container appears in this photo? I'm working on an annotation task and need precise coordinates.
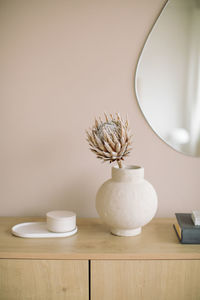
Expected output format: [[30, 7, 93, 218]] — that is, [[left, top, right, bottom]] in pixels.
[[46, 210, 76, 233]]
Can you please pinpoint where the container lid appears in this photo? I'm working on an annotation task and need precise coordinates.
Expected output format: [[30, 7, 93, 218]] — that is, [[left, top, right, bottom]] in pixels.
[[46, 210, 76, 220]]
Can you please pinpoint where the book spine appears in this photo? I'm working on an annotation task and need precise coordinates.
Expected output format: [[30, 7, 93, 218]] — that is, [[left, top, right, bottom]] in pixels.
[[182, 229, 200, 244]]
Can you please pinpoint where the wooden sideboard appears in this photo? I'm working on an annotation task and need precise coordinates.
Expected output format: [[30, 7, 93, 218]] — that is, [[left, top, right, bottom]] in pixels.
[[0, 217, 200, 300]]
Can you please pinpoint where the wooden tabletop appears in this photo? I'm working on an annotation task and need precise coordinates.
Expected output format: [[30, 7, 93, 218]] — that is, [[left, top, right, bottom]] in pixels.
[[0, 217, 200, 260]]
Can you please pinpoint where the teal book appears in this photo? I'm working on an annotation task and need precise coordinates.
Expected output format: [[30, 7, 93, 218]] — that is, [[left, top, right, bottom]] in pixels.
[[173, 213, 200, 244]]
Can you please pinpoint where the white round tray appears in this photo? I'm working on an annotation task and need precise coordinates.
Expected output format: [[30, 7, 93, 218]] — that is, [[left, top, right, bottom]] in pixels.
[[11, 222, 78, 238]]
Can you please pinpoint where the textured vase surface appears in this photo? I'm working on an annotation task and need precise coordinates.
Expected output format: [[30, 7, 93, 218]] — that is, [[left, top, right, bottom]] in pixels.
[[96, 165, 158, 236]]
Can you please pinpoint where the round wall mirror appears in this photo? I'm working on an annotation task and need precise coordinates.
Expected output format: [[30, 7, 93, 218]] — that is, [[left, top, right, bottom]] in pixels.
[[135, 0, 200, 156]]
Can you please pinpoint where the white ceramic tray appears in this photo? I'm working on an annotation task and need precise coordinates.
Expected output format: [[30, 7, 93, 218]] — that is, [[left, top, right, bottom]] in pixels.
[[11, 222, 78, 238]]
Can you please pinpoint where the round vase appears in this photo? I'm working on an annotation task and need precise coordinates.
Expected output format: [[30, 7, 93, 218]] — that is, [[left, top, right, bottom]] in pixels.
[[96, 165, 158, 236]]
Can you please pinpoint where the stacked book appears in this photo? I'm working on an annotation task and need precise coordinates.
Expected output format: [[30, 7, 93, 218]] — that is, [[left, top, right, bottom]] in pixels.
[[191, 211, 200, 226], [173, 212, 200, 244]]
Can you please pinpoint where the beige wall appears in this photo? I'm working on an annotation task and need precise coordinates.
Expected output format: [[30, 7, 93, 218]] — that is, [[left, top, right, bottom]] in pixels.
[[0, 0, 199, 217]]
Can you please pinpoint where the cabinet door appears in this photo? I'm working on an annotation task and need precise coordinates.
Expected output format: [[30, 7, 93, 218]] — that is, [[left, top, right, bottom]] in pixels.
[[91, 260, 200, 300], [0, 259, 88, 300]]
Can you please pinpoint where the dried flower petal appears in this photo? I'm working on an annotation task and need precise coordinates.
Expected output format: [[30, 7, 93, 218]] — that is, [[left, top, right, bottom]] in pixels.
[[86, 113, 132, 167]]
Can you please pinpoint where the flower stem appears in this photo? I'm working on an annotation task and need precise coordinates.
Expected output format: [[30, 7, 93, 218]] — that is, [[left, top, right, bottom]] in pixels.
[[117, 160, 123, 168]]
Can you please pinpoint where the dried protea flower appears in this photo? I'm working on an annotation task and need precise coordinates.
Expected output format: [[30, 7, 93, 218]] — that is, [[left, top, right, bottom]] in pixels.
[[86, 113, 132, 168]]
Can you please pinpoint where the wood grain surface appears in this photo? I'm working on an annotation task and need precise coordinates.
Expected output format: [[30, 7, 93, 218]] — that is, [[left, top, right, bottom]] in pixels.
[[0, 217, 200, 259], [91, 260, 200, 300], [0, 259, 88, 300]]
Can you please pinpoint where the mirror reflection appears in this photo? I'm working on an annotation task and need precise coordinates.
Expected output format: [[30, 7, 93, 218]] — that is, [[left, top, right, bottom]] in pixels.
[[135, 0, 200, 156]]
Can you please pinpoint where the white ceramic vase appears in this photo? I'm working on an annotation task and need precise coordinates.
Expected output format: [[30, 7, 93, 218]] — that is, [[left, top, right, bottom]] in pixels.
[[96, 165, 158, 236]]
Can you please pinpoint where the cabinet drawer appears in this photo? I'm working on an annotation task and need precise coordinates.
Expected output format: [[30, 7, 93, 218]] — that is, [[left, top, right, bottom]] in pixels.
[[0, 259, 88, 300], [91, 260, 200, 300]]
